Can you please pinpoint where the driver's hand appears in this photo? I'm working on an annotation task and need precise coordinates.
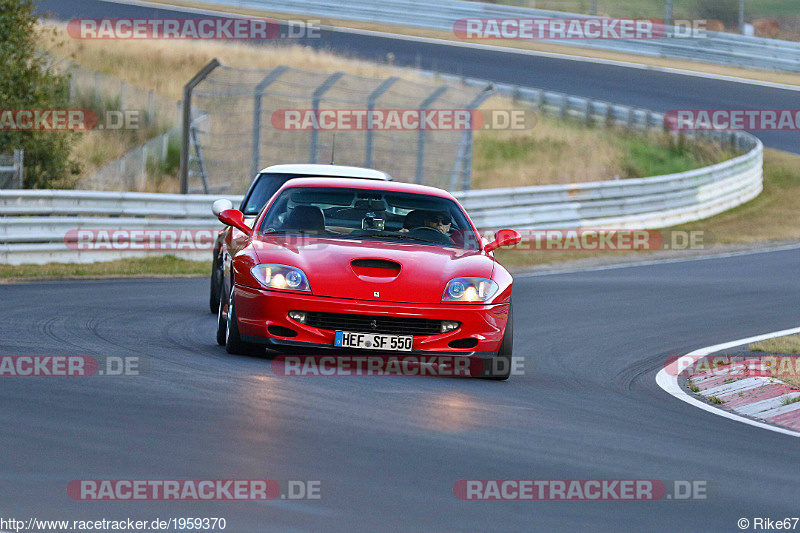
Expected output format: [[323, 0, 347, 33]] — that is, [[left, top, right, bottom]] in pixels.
[[399, 228, 409, 233]]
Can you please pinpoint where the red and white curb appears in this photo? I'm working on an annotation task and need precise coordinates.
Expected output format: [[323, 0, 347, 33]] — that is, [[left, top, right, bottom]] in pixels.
[[656, 326, 800, 438], [688, 359, 800, 428]]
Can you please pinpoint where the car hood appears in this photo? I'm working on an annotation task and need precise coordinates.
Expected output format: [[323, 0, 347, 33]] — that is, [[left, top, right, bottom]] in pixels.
[[253, 236, 493, 303]]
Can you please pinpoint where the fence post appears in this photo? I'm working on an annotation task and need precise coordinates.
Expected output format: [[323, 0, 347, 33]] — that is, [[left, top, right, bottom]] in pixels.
[[141, 145, 148, 190], [414, 85, 448, 184], [14, 149, 24, 188], [452, 85, 493, 191], [148, 90, 155, 124], [94, 71, 100, 108], [162, 132, 169, 163], [310, 72, 345, 164], [120, 81, 127, 111], [364, 76, 399, 168], [180, 58, 220, 194], [251, 66, 289, 179], [68, 67, 75, 103]]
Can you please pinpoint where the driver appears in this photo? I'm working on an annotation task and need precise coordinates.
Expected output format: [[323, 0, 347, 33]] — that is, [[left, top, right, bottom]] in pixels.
[[422, 211, 451, 235], [400, 210, 451, 235]]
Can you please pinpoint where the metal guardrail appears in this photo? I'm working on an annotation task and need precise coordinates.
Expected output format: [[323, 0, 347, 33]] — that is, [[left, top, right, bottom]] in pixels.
[[0, 128, 761, 264], [0, 191, 240, 265], [187, 0, 800, 73]]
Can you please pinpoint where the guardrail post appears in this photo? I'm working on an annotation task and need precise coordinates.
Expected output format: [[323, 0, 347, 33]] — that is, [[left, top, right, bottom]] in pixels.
[[364, 76, 399, 168], [560, 95, 568, 120], [310, 72, 345, 164], [251, 66, 290, 179], [179, 58, 220, 194], [584, 100, 593, 125], [415, 85, 448, 184]]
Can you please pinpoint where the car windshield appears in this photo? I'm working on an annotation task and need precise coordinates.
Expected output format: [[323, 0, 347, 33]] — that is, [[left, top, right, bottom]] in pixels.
[[259, 186, 481, 249], [241, 173, 306, 216]]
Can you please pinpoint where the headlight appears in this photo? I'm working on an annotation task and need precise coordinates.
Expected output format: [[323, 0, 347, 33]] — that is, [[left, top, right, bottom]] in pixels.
[[251, 264, 311, 292], [442, 277, 498, 302]]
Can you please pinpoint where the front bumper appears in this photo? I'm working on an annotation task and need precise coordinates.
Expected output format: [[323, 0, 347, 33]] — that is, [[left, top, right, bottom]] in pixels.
[[234, 284, 509, 356]]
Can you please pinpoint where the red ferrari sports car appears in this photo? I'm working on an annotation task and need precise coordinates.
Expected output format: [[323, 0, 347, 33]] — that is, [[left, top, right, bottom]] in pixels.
[[215, 177, 521, 379]]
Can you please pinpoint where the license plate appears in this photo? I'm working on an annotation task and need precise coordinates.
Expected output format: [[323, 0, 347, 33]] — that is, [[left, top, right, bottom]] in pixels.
[[334, 331, 413, 352]]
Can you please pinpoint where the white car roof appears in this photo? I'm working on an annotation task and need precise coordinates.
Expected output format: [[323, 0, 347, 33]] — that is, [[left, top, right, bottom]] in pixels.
[[257, 164, 391, 180]]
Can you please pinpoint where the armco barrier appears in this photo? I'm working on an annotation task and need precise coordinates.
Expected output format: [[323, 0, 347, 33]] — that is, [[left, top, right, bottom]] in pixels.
[[0, 131, 761, 264], [0, 191, 240, 265], [183, 0, 800, 73]]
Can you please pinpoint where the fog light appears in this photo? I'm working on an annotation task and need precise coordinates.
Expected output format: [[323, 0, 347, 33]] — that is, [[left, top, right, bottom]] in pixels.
[[441, 320, 460, 333], [288, 311, 307, 323]]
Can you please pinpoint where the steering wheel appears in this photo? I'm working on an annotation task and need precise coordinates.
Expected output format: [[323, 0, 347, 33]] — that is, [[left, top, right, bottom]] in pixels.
[[409, 226, 450, 244]]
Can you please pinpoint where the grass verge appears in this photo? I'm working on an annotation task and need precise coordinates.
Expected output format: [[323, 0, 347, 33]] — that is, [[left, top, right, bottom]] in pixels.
[[750, 334, 800, 354], [748, 336, 800, 389], [0, 256, 210, 281]]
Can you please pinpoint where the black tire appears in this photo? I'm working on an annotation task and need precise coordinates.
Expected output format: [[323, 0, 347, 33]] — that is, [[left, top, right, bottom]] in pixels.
[[215, 297, 227, 346], [225, 287, 261, 355], [209, 252, 221, 314], [483, 304, 513, 380]]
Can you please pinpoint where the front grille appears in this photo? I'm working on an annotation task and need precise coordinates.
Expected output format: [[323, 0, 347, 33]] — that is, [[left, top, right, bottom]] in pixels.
[[304, 311, 442, 336]]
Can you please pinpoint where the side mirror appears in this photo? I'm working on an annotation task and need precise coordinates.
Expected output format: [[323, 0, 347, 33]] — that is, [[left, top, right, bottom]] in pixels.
[[212, 198, 234, 217], [218, 209, 252, 236], [484, 229, 521, 253]]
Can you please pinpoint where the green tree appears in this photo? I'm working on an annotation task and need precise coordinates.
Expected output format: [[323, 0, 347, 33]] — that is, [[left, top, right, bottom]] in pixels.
[[0, 0, 80, 188]]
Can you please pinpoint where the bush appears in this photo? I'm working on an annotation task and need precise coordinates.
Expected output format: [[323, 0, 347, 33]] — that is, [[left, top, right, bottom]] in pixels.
[[0, 0, 81, 188]]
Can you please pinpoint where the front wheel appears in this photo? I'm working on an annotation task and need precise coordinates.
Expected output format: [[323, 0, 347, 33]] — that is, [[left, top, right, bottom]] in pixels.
[[483, 304, 513, 381], [216, 297, 227, 346], [225, 286, 261, 355], [209, 251, 222, 313]]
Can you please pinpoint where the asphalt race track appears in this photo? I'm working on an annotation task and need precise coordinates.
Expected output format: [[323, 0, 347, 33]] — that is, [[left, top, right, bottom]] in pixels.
[[6, 1, 799, 530], [1, 249, 799, 530], [38, 0, 800, 154]]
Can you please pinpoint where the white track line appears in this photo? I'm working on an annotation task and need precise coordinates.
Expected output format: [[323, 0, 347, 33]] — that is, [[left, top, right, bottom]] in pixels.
[[95, 0, 800, 92], [656, 326, 800, 438]]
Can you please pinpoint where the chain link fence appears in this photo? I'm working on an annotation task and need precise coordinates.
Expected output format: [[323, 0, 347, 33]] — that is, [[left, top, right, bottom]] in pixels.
[[60, 65, 182, 191], [79, 128, 180, 191], [183, 63, 493, 194], [67, 64, 181, 133]]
